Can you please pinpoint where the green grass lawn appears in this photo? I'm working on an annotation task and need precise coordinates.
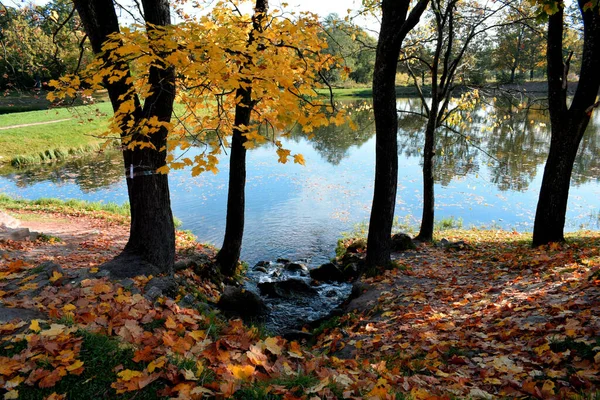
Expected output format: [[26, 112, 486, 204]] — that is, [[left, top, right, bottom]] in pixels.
[[0, 102, 114, 166]]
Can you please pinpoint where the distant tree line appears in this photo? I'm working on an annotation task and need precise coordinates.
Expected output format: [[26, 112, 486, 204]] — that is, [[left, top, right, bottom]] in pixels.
[[0, 0, 91, 91]]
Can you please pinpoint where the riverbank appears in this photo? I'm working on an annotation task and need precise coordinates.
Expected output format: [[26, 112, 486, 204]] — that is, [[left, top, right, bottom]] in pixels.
[[1, 203, 599, 398]]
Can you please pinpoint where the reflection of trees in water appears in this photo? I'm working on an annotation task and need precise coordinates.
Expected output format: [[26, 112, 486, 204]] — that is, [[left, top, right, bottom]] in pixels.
[[2, 151, 123, 192], [2, 98, 598, 193], [396, 95, 600, 191], [289, 101, 375, 165]]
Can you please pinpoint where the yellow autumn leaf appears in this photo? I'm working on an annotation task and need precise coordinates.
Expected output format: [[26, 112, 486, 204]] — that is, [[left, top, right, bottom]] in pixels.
[[49, 271, 63, 283], [62, 304, 76, 312], [66, 360, 84, 372], [147, 357, 166, 373], [541, 380, 555, 396], [229, 364, 255, 381], [41, 324, 67, 337], [117, 369, 143, 381], [29, 319, 41, 332], [293, 154, 305, 166], [4, 390, 18, 400], [264, 337, 282, 355]]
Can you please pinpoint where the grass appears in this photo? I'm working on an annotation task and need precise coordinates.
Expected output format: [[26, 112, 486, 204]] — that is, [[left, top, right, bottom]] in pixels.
[[0, 194, 131, 218], [15, 330, 168, 400], [0, 102, 115, 166]]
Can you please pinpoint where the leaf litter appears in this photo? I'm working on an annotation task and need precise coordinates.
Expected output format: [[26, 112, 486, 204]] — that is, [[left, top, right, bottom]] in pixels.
[[0, 210, 599, 399]]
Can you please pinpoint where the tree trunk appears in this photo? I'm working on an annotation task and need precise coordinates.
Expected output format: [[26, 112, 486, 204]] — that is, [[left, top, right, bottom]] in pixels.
[[217, 0, 268, 276], [216, 109, 250, 276], [532, 0, 600, 246], [416, 117, 436, 241], [366, 0, 429, 267], [74, 0, 176, 277], [532, 119, 585, 245]]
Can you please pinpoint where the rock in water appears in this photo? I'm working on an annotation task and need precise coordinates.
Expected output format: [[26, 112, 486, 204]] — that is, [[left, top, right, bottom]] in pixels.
[[258, 279, 318, 298], [217, 286, 267, 319], [310, 263, 345, 283]]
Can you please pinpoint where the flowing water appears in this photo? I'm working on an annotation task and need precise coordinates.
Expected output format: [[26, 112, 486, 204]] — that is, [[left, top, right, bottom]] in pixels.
[[1, 98, 599, 268]]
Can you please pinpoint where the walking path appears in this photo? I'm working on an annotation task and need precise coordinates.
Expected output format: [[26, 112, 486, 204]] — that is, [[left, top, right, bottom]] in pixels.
[[0, 118, 72, 130]]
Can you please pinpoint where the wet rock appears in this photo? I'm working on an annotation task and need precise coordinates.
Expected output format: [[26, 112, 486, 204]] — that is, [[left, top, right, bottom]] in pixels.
[[391, 233, 416, 251], [310, 263, 345, 283], [342, 263, 361, 280], [285, 262, 308, 274], [144, 277, 177, 297], [254, 267, 268, 273], [255, 261, 270, 268], [217, 286, 267, 318], [270, 269, 282, 278], [258, 279, 318, 298], [340, 252, 363, 267], [277, 258, 291, 264]]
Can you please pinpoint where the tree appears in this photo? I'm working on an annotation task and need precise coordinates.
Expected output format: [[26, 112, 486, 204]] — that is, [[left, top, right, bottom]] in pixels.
[[365, 0, 429, 267], [403, 0, 507, 241], [216, 0, 268, 276], [54, 1, 346, 276], [321, 14, 377, 85], [532, 0, 600, 246], [492, 1, 546, 83], [62, 0, 176, 277], [0, 1, 89, 90]]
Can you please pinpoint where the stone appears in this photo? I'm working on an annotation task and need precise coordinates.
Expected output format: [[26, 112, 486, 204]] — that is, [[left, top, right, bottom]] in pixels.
[[96, 269, 111, 278], [310, 263, 345, 283], [0, 211, 20, 230], [391, 233, 416, 251], [144, 277, 177, 297], [0, 227, 31, 242], [276, 258, 291, 264], [0, 306, 46, 324], [258, 279, 318, 298], [342, 263, 361, 280], [217, 286, 267, 319], [145, 286, 163, 301], [254, 267, 268, 273], [285, 262, 308, 274], [119, 278, 136, 289], [282, 329, 313, 341], [177, 294, 197, 308], [340, 252, 363, 267], [255, 261, 270, 268], [32, 262, 64, 286], [436, 238, 469, 250]]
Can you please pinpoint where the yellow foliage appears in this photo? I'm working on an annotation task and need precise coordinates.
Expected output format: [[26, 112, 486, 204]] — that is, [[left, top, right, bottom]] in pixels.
[[48, 0, 350, 176]]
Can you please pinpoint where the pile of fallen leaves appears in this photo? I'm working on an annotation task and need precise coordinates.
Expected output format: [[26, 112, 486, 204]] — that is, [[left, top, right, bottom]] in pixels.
[[1, 221, 599, 399]]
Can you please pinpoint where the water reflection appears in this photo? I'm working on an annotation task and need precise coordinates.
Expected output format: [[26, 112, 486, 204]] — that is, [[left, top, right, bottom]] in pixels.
[[0, 151, 123, 192]]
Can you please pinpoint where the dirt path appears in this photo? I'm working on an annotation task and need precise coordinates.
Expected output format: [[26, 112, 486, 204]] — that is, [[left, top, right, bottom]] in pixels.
[[2, 210, 127, 269], [0, 118, 72, 131]]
